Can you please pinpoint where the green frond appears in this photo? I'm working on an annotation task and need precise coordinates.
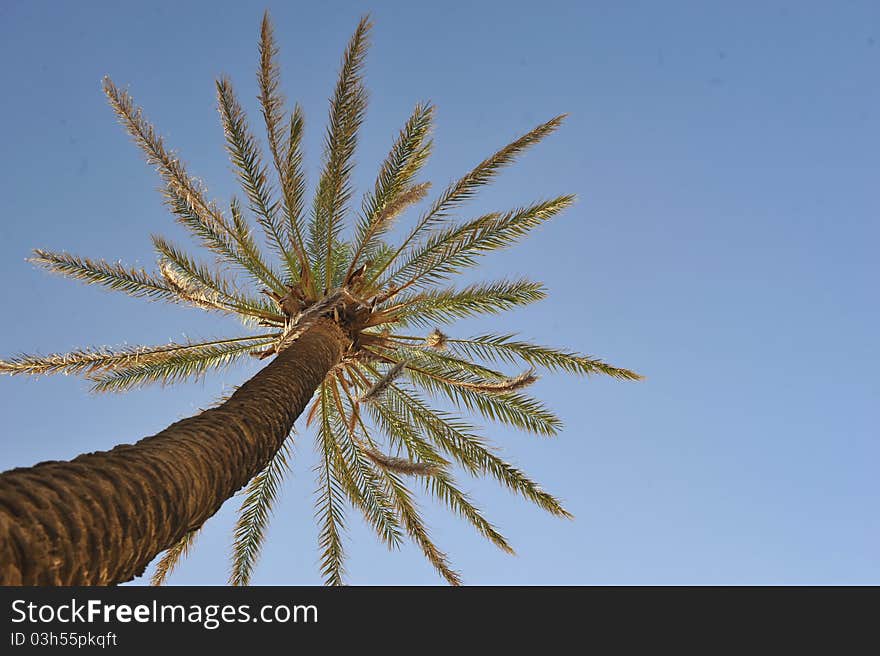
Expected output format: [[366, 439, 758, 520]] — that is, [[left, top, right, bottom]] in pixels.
[[426, 468, 513, 554], [329, 240, 353, 289], [325, 382, 404, 548], [310, 15, 371, 290], [385, 195, 576, 293], [258, 11, 287, 188], [0, 336, 267, 379], [366, 356, 561, 436], [347, 368, 471, 582], [446, 333, 644, 381], [347, 102, 434, 280], [315, 384, 348, 585], [103, 76, 219, 225], [381, 385, 572, 517], [151, 526, 201, 586], [381, 469, 462, 585], [354, 376, 450, 470], [89, 335, 277, 393], [391, 345, 537, 394], [357, 384, 510, 552], [363, 242, 397, 289], [102, 77, 270, 289], [357, 377, 533, 550], [367, 114, 567, 286], [101, 72, 286, 296], [229, 436, 292, 586], [281, 105, 311, 288], [217, 77, 297, 279], [30, 249, 178, 303], [389, 344, 507, 381], [152, 234, 283, 324], [390, 279, 547, 326], [161, 184, 268, 291]]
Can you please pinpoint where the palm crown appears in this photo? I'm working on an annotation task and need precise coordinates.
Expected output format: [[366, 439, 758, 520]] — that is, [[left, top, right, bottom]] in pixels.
[[0, 13, 640, 586]]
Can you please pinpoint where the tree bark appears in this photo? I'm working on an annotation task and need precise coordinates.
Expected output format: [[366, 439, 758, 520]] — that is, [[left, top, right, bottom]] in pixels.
[[0, 320, 346, 585]]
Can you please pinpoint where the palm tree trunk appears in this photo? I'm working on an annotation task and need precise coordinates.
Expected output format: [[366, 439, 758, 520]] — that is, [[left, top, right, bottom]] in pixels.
[[0, 320, 347, 585]]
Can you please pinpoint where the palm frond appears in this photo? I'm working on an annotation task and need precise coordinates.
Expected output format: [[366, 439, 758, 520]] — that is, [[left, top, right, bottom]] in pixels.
[[217, 77, 296, 280], [30, 249, 178, 303], [363, 448, 438, 476], [326, 382, 404, 548], [161, 184, 276, 292], [385, 342, 538, 393], [353, 376, 512, 554], [315, 384, 348, 585], [89, 335, 277, 393], [152, 235, 283, 324], [366, 114, 567, 285], [229, 437, 292, 586], [357, 359, 408, 403], [382, 385, 571, 517], [258, 11, 287, 190], [226, 195, 286, 294], [282, 105, 311, 289], [103, 76, 220, 225], [389, 343, 507, 380], [385, 195, 576, 294], [102, 77, 274, 286], [426, 468, 513, 554], [445, 333, 644, 380], [382, 470, 462, 585], [366, 355, 561, 436], [151, 526, 201, 586], [0, 335, 269, 379], [254, 15, 309, 283], [347, 103, 434, 280], [347, 370, 474, 579], [353, 373, 450, 471], [389, 279, 547, 326], [310, 16, 371, 290]]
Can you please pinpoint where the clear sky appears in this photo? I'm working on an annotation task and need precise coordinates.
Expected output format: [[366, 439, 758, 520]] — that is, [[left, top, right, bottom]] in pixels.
[[0, 0, 877, 585]]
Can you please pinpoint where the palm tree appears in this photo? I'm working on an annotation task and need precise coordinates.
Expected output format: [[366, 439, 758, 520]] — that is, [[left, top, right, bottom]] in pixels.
[[0, 13, 640, 586]]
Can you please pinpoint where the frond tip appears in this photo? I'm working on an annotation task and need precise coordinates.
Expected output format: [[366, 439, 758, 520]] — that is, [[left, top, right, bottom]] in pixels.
[[152, 527, 201, 585], [425, 328, 447, 350], [229, 439, 292, 586]]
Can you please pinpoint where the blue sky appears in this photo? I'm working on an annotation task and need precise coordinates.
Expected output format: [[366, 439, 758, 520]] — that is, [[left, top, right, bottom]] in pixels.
[[0, 0, 877, 585]]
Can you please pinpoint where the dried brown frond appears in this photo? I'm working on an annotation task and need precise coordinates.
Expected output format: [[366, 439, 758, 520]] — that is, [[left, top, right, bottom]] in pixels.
[[375, 181, 431, 228], [363, 448, 439, 477], [158, 261, 224, 311], [306, 395, 321, 427], [250, 346, 276, 360], [359, 359, 407, 403], [261, 288, 283, 307], [461, 369, 538, 394], [425, 328, 448, 350]]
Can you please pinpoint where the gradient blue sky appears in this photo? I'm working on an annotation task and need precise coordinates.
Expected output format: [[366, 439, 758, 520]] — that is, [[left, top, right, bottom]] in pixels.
[[1, 0, 877, 585]]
